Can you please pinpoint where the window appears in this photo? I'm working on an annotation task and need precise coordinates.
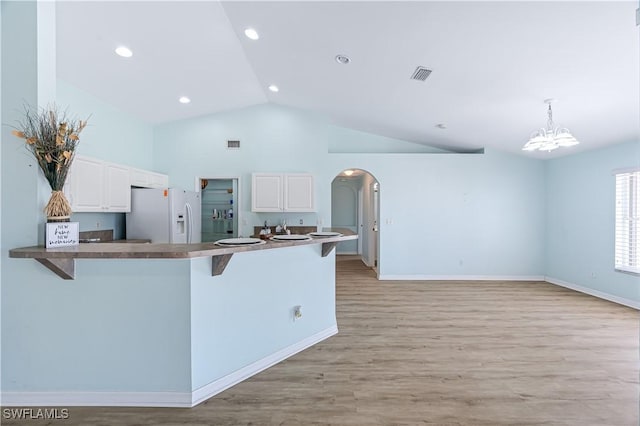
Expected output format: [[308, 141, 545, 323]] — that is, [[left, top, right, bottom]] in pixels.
[[615, 170, 640, 274]]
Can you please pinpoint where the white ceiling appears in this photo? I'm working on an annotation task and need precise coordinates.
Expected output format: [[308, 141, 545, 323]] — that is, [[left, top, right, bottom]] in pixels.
[[56, 1, 639, 158]]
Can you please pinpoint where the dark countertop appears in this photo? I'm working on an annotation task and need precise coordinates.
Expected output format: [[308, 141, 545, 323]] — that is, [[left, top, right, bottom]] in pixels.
[[9, 228, 356, 260]]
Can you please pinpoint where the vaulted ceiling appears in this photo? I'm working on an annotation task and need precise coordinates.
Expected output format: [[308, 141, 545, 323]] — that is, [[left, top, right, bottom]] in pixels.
[[56, 1, 639, 157]]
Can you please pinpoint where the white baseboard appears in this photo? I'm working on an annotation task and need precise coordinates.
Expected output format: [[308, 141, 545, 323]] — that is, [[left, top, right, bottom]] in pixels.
[[0, 391, 193, 408], [1, 325, 339, 408], [336, 251, 359, 255], [191, 324, 338, 406], [545, 276, 640, 310], [378, 274, 545, 281]]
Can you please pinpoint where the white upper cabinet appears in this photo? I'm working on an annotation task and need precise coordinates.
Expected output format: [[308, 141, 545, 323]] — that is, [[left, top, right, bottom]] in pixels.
[[252, 173, 284, 212], [66, 156, 168, 213], [67, 156, 104, 211], [104, 163, 131, 211], [284, 173, 315, 212], [252, 173, 315, 212], [130, 167, 169, 189], [65, 155, 131, 212], [149, 172, 169, 188]]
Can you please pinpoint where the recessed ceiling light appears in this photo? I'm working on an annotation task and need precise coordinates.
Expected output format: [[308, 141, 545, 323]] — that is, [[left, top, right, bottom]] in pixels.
[[115, 46, 133, 58], [335, 54, 351, 65], [179, 96, 191, 104], [244, 28, 259, 40], [268, 85, 279, 93]]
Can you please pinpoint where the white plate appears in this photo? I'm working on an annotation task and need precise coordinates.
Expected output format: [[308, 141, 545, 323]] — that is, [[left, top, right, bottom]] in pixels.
[[270, 234, 312, 242], [215, 238, 265, 247], [308, 231, 343, 237]]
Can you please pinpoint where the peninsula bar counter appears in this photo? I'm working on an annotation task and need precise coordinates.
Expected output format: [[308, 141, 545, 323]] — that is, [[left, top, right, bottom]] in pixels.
[[9, 229, 356, 279], [4, 230, 356, 408]]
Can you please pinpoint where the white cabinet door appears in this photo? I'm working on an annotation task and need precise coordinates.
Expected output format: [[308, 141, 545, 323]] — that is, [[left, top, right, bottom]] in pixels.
[[130, 168, 169, 189], [252, 173, 315, 212], [105, 163, 131, 212], [129, 168, 150, 187], [284, 174, 315, 212], [67, 156, 132, 212], [149, 172, 169, 188], [252, 173, 283, 212], [67, 156, 104, 212]]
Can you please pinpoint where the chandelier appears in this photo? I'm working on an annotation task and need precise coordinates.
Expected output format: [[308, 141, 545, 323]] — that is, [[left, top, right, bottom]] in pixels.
[[523, 99, 580, 152]]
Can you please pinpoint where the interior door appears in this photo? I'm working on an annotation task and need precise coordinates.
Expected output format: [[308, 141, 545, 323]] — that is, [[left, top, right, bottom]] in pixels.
[[372, 182, 379, 269]]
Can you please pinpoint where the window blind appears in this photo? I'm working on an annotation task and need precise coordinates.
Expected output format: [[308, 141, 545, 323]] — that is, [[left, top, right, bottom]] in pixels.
[[615, 171, 640, 274]]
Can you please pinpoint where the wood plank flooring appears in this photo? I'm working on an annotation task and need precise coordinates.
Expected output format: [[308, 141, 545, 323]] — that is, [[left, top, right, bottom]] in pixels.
[[5, 259, 639, 425]]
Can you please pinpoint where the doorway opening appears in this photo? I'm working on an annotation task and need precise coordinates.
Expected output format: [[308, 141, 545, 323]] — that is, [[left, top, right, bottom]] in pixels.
[[197, 177, 240, 242], [331, 169, 380, 276]]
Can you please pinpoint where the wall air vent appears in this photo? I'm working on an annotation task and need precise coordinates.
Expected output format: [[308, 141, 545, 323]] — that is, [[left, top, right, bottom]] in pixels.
[[227, 140, 240, 149], [410, 66, 432, 81]]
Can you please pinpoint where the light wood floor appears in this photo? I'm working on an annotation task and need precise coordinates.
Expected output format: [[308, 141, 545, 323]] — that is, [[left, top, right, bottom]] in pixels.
[[7, 259, 639, 425]]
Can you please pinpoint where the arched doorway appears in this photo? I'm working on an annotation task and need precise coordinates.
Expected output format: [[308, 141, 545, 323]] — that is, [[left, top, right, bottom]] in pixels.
[[331, 169, 380, 275]]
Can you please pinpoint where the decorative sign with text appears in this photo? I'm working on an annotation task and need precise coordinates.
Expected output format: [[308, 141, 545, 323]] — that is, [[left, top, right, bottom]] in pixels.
[[46, 222, 79, 248]]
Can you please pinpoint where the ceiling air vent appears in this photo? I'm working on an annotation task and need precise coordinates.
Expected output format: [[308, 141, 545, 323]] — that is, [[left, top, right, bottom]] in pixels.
[[410, 66, 432, 81], [227, 140, 240, 149]]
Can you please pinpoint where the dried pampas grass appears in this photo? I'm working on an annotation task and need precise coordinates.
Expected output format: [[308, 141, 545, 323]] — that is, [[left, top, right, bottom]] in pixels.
[[44, 190, 72, 219], [12, 104, 89, 219]]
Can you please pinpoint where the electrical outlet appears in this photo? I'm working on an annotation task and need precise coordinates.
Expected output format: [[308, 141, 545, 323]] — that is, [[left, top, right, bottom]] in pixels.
[[293, 305, 302, 321], [299, 219, 303, 225], [96, 222, 101, 229]]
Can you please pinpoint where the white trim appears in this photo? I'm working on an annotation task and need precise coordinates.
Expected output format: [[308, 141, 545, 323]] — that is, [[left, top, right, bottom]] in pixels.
[[0, 391, 192, 408], [190, 324, 338, 406], [378, 274, 545, 281], [1, 325, 339, 408], [545, 276, 640, 310], [336, 250, 359, 255], [611, 166, 640, 175]]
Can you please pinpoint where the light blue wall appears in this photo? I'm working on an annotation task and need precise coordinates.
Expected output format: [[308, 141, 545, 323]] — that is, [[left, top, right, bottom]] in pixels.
[[155, 103, 546, 279], [56, 79, 154, 169], [326, 149, 546, 278], [1, 1, 46, 393], [190, 245, 336, 390], [4, 259, 192, 392], [546, 140, 640, 302]]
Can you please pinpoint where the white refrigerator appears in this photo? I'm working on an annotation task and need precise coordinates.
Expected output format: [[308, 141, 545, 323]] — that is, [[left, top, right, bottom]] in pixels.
[[126, 188, 201, 243]]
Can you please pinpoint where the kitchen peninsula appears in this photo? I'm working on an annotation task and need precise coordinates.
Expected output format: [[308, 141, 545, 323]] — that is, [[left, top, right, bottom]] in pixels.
[[5, 231, 356, 408], [10, 230, 354, 279]]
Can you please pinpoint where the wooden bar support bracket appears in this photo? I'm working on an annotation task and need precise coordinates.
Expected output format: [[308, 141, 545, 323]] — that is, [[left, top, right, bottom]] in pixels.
[[36, 258, 75, 280], [212, 254, 233, 276], [321, 242, 338, 257]]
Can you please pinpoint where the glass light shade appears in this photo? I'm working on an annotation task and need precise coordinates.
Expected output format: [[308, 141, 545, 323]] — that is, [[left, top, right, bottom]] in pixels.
[[523, 132, 549, 151], [554, 129, 579, 147]]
